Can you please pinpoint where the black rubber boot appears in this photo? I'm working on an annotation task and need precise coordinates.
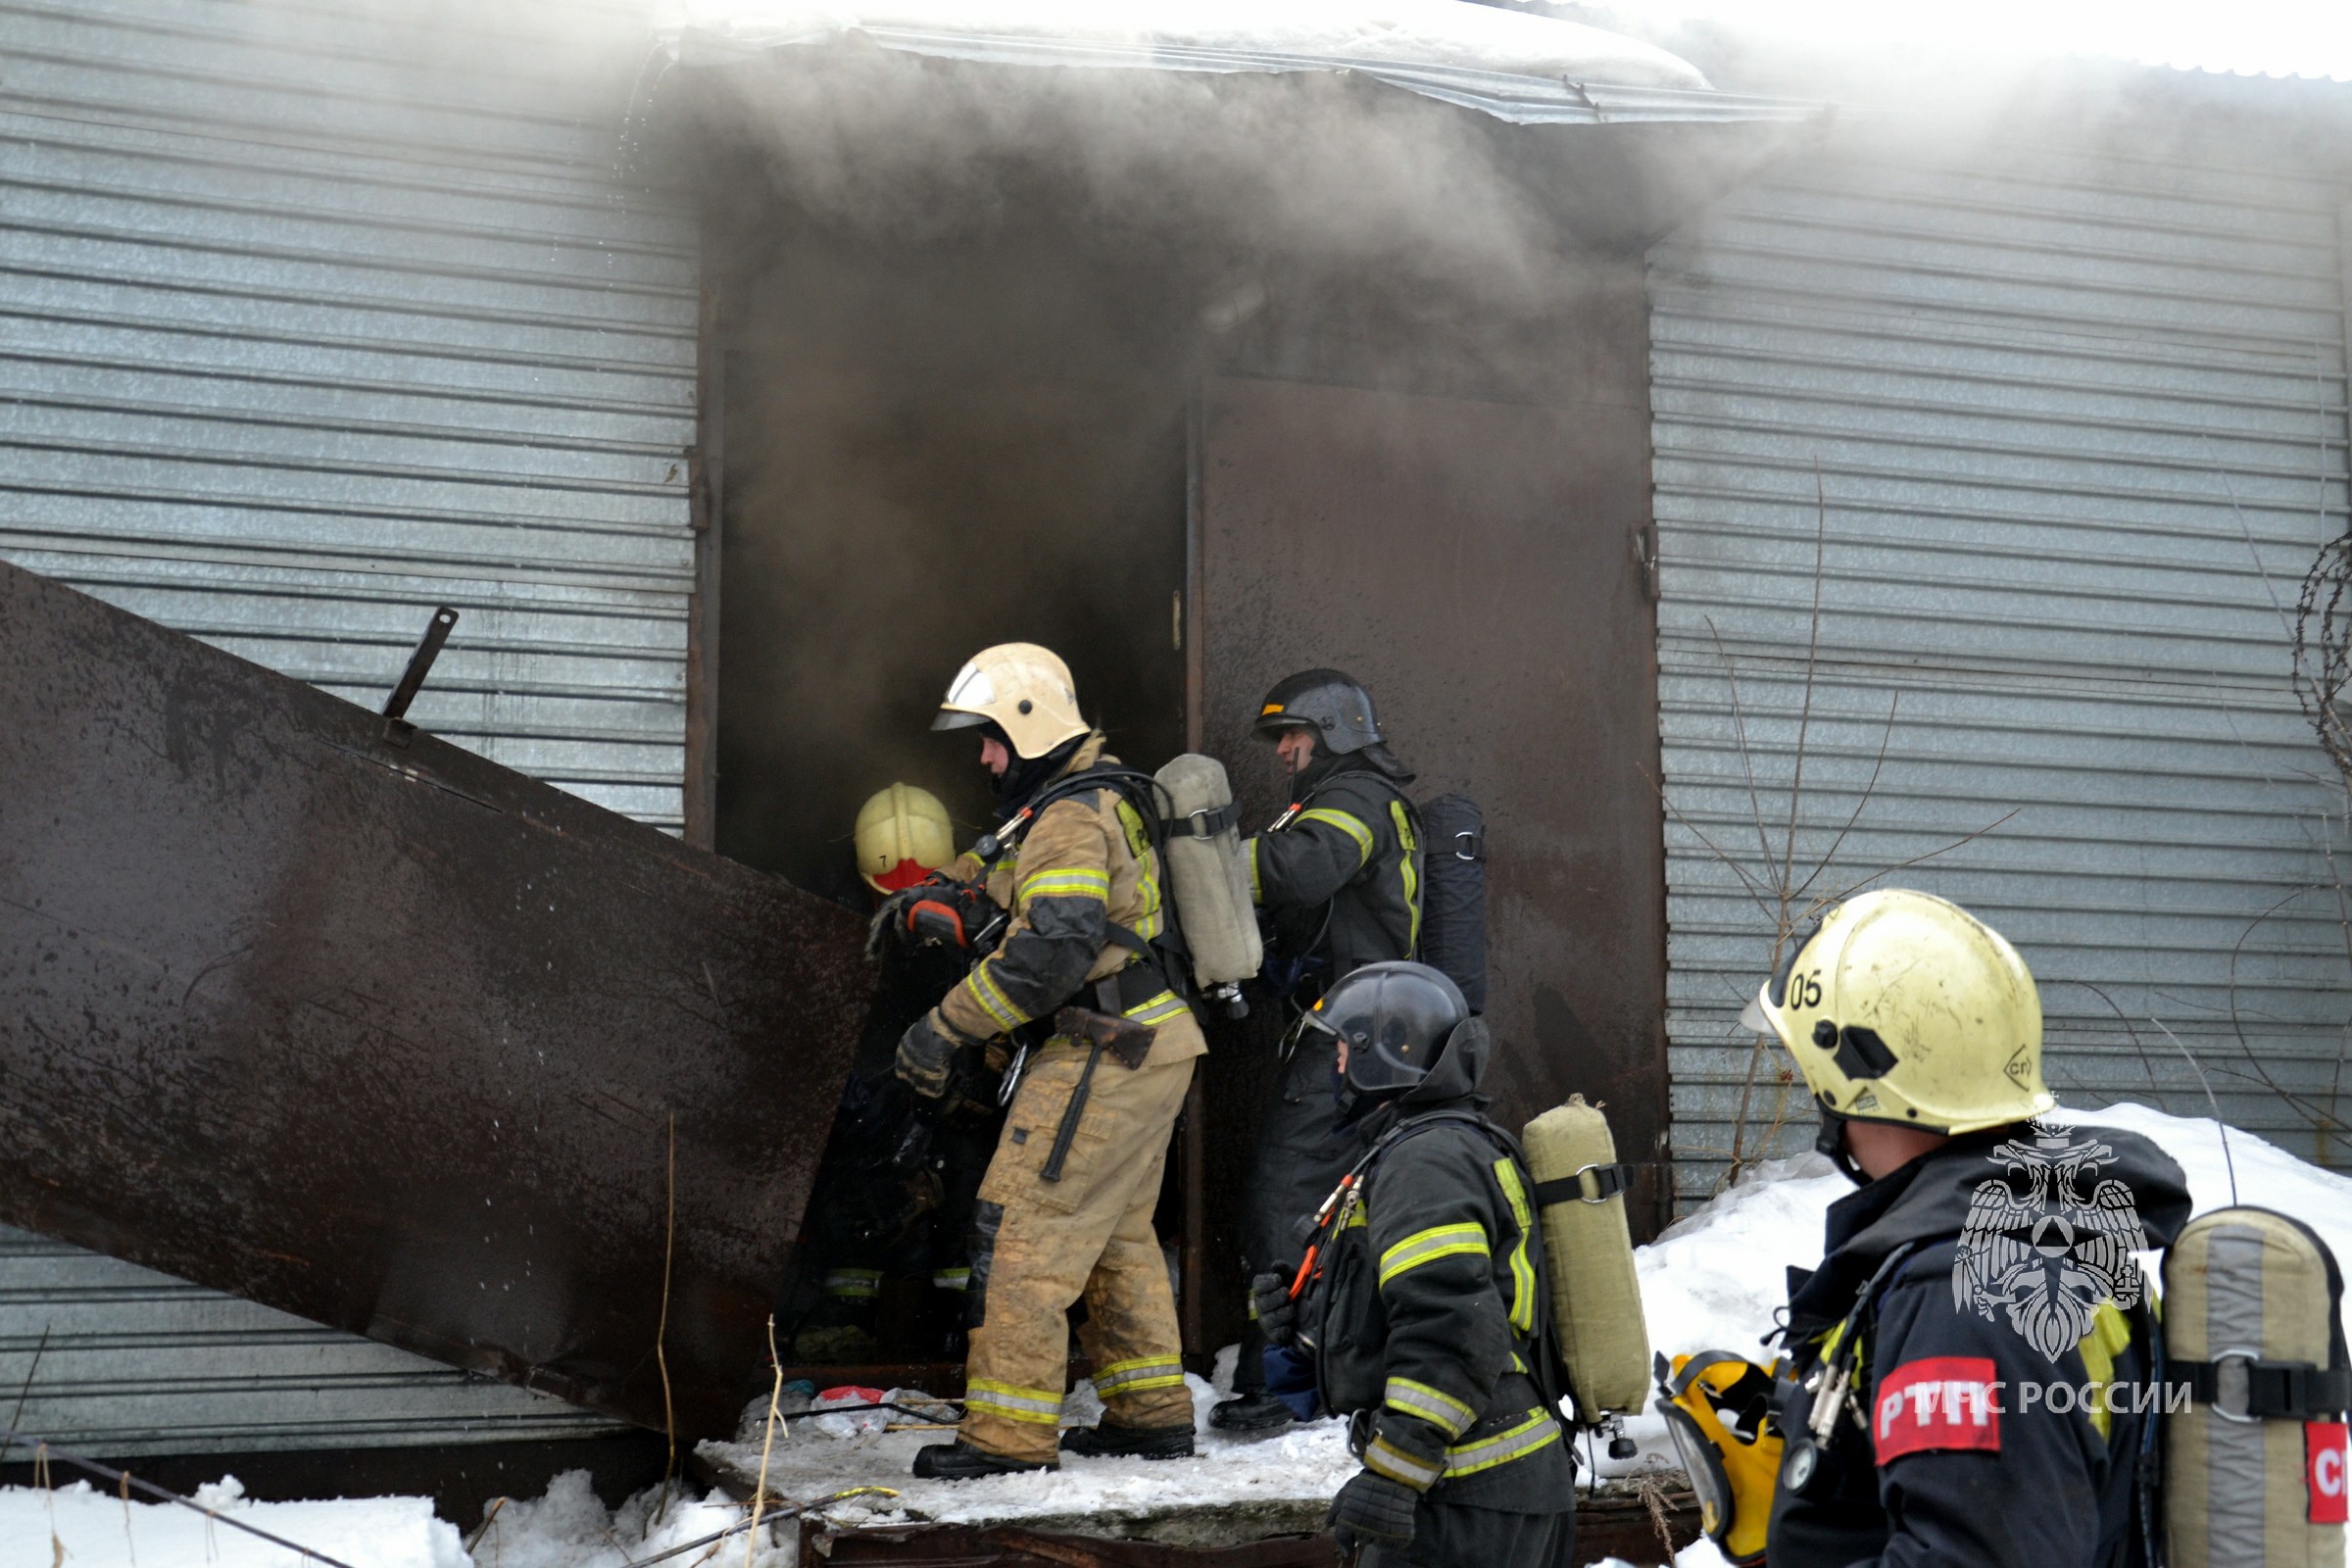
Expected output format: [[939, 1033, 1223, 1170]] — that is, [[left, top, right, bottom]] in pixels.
[[910, 1440, 1056, 1480], [1059, 1422, 1199, 1460], [1209, 1391, 1296, 1434]]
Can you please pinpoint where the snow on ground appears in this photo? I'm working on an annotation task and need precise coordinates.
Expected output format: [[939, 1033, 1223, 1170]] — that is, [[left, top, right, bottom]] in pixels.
[[6, 1102, 2344, 1568], [694, 1359, 1357, 1534], [0, 1472, 789, 1568]]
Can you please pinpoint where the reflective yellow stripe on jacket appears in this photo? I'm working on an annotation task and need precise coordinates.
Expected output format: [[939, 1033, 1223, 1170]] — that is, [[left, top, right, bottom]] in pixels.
[[1390, 799, 1422, 951], [1298, 807, 1375, 868], [1490, 1158, 1539, 1335], [1123, 989, 1190, 1027], [1363, 1434, 1446, 1491], [1446, 1409, 1562, 1477], [1017, 866, 1110, 903], [1378, 1222, 1490, 1287], [2078, 1301, 2133, 1442], [961, 963, 1028, 1032], [1384, 1377, 1478, 1440], [1113, 800, 1167, 941]]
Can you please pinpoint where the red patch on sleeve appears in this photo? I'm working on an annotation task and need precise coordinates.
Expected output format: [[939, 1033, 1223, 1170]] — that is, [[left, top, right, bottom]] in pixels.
[[1873, 1356, 2002, 1463], [2310, 1422, 2350, 1525]]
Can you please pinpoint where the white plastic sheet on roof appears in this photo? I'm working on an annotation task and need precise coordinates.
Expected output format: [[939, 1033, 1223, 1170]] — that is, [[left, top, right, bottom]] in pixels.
[[658, 0, 1821, 124], [1648, 135, 2352, 1206]]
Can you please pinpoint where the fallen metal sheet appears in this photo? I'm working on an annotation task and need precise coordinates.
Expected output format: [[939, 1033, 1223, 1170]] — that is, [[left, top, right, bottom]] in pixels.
[[0, 560, 872, 1440]]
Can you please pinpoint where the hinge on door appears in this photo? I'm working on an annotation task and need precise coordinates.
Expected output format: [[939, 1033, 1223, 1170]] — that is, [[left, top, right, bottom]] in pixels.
[[1631, 522, 1661, 605]]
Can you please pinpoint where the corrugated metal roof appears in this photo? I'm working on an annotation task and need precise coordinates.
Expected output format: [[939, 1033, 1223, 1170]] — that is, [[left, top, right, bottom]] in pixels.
[[0, 0, 675, 1454], [1648, 139, 2352, 1205]]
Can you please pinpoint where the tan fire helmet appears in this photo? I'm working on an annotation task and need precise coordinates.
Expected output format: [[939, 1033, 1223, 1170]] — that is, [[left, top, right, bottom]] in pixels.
[[854, 782, 956, 894], [1739, 889, 2054, 1136], [930, 643, 1089, 760]]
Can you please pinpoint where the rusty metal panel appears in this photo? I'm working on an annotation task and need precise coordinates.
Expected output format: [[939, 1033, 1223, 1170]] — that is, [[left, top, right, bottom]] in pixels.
[[1193, 374, 1670, 1231], [0, 558, 870, 1440]]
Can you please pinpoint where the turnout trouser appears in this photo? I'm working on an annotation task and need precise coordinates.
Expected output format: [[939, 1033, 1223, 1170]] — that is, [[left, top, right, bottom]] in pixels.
[[958, 1040, 1197, 1462], [1357, 1500, 1577, 1568]]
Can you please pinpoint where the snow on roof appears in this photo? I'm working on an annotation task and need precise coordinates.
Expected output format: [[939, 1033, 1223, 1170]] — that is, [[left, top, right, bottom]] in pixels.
[[656, 0, 1806, 125]]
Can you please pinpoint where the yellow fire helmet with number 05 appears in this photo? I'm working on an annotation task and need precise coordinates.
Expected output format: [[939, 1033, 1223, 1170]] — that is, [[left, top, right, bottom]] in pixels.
[[1738, 889, 2053, 1136]]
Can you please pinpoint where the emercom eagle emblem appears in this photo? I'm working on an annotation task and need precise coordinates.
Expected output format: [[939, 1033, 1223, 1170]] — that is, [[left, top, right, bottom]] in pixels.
[[1952, 1122, 2148, 1361]]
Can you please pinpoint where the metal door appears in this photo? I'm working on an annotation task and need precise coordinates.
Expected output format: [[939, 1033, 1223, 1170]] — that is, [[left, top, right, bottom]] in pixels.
[[1191, 375, 1670, 1230]]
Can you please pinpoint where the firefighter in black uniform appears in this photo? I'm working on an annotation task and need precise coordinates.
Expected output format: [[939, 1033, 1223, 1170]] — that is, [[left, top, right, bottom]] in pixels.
[[1738, 889, 2191, 1568], [1216, 668, 1426, 1434], [791, 784, 993, 1361], [1257, 961, 1575, 1566]]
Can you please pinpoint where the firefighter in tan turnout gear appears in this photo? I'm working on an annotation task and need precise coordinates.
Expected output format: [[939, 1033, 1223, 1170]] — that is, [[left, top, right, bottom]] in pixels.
[[889, 643, 1205, 1479]]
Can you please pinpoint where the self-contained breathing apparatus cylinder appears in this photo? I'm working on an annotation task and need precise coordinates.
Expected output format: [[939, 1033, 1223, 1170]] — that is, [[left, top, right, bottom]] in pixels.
[[2162, 1205, 2350, 1568], [1522, 1095, 1651, 1420], [1153, 754, 1263, 1015]]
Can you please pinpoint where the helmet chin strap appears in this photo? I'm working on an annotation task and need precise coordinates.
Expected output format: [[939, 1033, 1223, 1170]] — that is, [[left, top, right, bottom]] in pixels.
[[1815, 1104, 1867, 1184]]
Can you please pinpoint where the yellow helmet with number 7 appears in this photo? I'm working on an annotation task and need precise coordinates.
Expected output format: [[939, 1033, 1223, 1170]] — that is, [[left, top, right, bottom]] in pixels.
[[854, 782, 956, 894], [1739, 889, 2053, 1136]]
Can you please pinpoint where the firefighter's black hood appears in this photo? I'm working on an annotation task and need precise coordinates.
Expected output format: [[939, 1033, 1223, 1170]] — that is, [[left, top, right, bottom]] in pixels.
[[1348, 1015, 1492, 1137], [1788, 1119, 2192, 1334]]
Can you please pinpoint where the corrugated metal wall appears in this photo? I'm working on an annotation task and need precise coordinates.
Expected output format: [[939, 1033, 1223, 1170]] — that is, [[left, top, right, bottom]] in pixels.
[[0, 0, 687, 1452], [0, 0, 696, 827], [1650, 135, 2352, 1205]]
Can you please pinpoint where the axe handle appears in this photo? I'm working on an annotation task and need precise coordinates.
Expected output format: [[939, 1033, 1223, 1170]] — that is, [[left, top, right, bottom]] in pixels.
[[1040, 1041, 1104, 1183]]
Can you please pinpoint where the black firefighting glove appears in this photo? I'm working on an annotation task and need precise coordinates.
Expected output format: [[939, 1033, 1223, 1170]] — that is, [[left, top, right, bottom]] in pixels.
[[894, 1011, 980, 1102], [1250, 1270, 1299, 1349], [1328, 1469, 1419, 1555]]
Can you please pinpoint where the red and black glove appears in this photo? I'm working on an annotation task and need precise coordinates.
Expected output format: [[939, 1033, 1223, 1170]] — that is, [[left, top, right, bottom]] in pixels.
[[867, 877, 1004, 958]]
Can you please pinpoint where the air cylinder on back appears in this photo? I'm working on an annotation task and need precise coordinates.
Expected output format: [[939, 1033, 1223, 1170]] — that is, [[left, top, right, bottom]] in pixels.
[[2163, 1205, 2349, 1568], [1154, 754, 1262, 1006], [1523, 1095, 1651, 1420]]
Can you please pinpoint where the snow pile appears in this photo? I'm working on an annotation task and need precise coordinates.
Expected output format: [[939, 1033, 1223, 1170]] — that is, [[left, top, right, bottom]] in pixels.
[[659, 0, 1711, 89], [0, 1475, 467, 1568], [462, 1471, 790, 1568], [0, 1471, 790, 1568]]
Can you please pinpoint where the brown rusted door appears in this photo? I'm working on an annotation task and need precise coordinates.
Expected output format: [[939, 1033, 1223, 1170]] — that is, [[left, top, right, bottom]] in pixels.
[[0, 560, 871, 1439], [1192, 375, 1669, 1234]]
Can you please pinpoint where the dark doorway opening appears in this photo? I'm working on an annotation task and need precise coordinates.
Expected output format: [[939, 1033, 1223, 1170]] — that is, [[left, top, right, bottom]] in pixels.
[[688, 48, 1681, 1369]]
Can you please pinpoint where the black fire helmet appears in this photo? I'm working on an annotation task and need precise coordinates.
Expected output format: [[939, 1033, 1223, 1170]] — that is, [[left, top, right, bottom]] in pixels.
[[1253, 668, 1384, 757], [1305, 960, 1472, 1096]]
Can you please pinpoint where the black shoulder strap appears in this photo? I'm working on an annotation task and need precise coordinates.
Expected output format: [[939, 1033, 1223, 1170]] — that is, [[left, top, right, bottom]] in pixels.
[[1018, 764, 1196, 985]]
